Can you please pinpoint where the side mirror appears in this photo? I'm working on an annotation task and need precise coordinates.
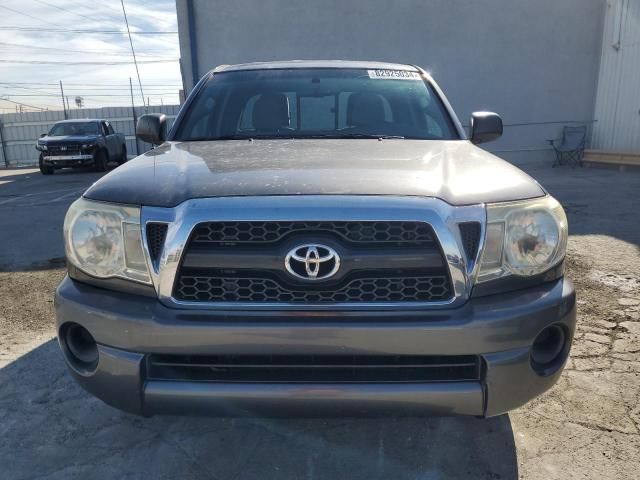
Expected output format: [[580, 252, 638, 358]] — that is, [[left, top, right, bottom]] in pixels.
[[470, 112, 503, 144], [40, 133, 47, 138], [136, 114, 167, 145]]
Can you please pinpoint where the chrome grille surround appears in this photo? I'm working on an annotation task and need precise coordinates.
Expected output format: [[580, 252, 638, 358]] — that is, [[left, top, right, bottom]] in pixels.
[[140, 196, 486, 310]]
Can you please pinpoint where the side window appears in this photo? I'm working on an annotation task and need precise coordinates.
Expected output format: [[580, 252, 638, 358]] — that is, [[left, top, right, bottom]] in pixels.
[[412, 90, 447, 139], [185, 96, 216, 138], [425, 116, 443, 137], [337, 92, 350, 129], [105, 121, 115, 135], [299, 95, 335, 130], [100, 122, 109, 136], [238, 95, 259, 131]]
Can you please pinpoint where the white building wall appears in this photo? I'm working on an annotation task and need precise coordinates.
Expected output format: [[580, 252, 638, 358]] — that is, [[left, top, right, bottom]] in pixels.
[[592, 0, 640, 152]]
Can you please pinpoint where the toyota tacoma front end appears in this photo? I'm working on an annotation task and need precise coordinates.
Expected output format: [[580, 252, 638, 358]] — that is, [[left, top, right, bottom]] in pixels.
[[55, 61, 575, 417]]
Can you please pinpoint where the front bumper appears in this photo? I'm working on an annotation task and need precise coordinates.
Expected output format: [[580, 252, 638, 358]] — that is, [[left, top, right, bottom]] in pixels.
[[55, 276, 576, 417], [43, 154, 93, 165]]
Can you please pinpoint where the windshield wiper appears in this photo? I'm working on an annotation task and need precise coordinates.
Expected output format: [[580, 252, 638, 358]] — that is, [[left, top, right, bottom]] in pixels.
[[207, 134, 299, 141], [188, 133, 406, 141], [296, 133, 406, 140]]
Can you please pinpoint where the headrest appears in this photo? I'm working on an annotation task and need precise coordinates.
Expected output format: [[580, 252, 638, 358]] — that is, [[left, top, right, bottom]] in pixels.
[[346, 92, 386, 127], [252, 93, 290, 131]]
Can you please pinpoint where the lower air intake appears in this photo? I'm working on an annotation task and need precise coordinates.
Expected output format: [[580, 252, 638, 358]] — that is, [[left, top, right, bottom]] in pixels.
[[146, 354, 482, 383]]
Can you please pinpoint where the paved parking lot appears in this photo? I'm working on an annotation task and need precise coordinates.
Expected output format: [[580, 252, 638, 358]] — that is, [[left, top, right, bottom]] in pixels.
[[1, 164, 639, 479]]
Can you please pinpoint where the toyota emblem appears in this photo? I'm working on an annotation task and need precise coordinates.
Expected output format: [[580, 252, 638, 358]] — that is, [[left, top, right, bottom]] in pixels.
[[284, 244, 340, 281]]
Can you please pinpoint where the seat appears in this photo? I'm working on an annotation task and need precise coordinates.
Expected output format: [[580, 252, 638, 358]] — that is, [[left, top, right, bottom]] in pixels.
[[252, 93, 290, 133], [346, 92, 387, 130], [548, 125, 587, 168]]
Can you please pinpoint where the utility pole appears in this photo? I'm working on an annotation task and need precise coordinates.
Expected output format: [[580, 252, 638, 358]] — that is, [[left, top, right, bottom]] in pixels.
[[66, 96, 70, 112], [121, 0, 145, 108], [59, 81, 67, 119], [129, 77, 140, 155], [0, 120, 9, 168]]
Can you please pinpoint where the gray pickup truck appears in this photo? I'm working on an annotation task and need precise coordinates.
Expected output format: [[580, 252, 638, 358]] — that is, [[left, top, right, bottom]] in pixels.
[[55, 61, 575, 417], [36, 119, 127, 174]]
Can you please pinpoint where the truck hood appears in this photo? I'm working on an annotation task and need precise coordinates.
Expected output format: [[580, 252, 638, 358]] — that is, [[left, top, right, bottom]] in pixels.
[[41, 135, 99, 144], [84, 139, 545, 207]]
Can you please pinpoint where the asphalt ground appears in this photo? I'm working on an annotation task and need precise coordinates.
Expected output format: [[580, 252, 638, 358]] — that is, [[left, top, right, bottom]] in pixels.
[[1, 163, 639, 479]]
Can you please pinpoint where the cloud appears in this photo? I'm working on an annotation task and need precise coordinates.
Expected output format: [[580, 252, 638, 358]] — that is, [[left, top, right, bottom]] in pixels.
[[0, 0, 181, 112]]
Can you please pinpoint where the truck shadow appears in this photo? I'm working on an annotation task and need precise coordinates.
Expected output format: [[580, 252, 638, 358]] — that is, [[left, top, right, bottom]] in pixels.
[[1, 339, 518, 480]]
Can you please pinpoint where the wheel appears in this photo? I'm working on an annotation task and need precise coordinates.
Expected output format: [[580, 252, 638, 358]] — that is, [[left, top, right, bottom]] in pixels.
[[118, 145, 128, 165], [39, 154, 54, 175], [93, 149, 108, 172]]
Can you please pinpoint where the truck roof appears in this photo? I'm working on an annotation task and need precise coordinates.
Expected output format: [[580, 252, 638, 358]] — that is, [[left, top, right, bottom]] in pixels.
[[213, 60, 421, 73], [53, 119, 103, 123]]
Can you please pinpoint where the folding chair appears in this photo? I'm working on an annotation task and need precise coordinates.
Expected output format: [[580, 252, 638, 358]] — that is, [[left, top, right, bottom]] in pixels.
[[548, 125, 587, 168]]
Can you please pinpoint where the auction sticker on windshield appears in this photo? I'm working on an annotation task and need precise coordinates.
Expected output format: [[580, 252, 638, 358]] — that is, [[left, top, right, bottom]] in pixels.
[[367, 69, 421, 80]]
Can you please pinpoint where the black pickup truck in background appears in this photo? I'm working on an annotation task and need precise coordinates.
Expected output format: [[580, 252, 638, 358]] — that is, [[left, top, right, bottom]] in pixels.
[[36, 119, 127, 175]]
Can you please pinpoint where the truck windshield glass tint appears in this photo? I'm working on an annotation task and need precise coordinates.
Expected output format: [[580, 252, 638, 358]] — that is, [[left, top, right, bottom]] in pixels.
[[49, 122, 99, 136], [174, 69, 459, 141]]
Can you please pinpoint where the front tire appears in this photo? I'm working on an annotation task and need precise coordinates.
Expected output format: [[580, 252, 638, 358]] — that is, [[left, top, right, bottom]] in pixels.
[[39, 154, 54, 175], [94, 149, 108, 172]]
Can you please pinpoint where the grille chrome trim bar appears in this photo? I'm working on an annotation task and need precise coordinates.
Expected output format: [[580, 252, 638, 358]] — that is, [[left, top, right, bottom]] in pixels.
[[140, 195, 485, 310]]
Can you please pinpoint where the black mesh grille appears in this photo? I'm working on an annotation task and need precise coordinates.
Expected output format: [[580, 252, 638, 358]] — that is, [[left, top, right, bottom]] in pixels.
[[146, 223, 168, 262], [146, 354, 481, 383], [459, 222, 481, 263], [191, 221, 435, 245], [175, 221, 452, 304], [175, 273, 451, 303]]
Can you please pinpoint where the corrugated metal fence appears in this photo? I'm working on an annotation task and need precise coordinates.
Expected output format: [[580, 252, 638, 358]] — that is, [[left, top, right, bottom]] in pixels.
[[0, 105, 181, 167], [592, 0, 640, 152]]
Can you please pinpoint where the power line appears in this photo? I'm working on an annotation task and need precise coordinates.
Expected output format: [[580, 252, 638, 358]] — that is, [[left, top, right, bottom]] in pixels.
[[0, 59, 177, 65], [0, 26, 178, 34], [1, 86, 179, 93], [47, 0, 179, 48], [30, 0, 109, 24], [0, 40, 175, 57], [0, 81, 181, 86], [0, 49, 177, 60], [0, 5, 47, 24], [0, 98, 49, 111], [120, 0, 145, 107], [4, 93, 177, 97]]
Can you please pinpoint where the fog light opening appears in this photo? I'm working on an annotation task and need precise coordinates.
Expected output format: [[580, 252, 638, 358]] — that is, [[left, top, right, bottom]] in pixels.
[[531, 324, 567, 374], [61, 323, 98, 373]]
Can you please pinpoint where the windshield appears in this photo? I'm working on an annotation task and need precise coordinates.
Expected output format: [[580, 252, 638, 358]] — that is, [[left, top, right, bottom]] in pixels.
[[174, 68, 460, 141], [49, 121, 99, 136]]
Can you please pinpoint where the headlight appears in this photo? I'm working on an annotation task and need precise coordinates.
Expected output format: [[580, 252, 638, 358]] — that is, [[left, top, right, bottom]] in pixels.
[[81, 143, 95, 149], [477, 196, 567, 282], [37, 143, 47, 151], [63, 198, 151, 284]]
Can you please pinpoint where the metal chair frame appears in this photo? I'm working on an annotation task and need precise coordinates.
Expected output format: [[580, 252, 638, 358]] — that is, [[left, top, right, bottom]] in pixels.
[[548, 125, 587, 168]]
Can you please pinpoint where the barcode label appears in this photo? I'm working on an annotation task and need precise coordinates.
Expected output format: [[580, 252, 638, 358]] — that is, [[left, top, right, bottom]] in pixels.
[[367, 69, 421, 80]]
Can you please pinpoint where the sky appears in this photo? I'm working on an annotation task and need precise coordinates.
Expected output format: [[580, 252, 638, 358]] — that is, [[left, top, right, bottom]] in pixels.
[[0, 0, 181, 113]]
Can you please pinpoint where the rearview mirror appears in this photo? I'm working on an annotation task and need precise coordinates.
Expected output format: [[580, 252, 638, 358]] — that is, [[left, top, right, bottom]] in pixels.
[[470, 112, 503, 144], [40, 133, 46, 138], [136, 113, 167, 145]]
